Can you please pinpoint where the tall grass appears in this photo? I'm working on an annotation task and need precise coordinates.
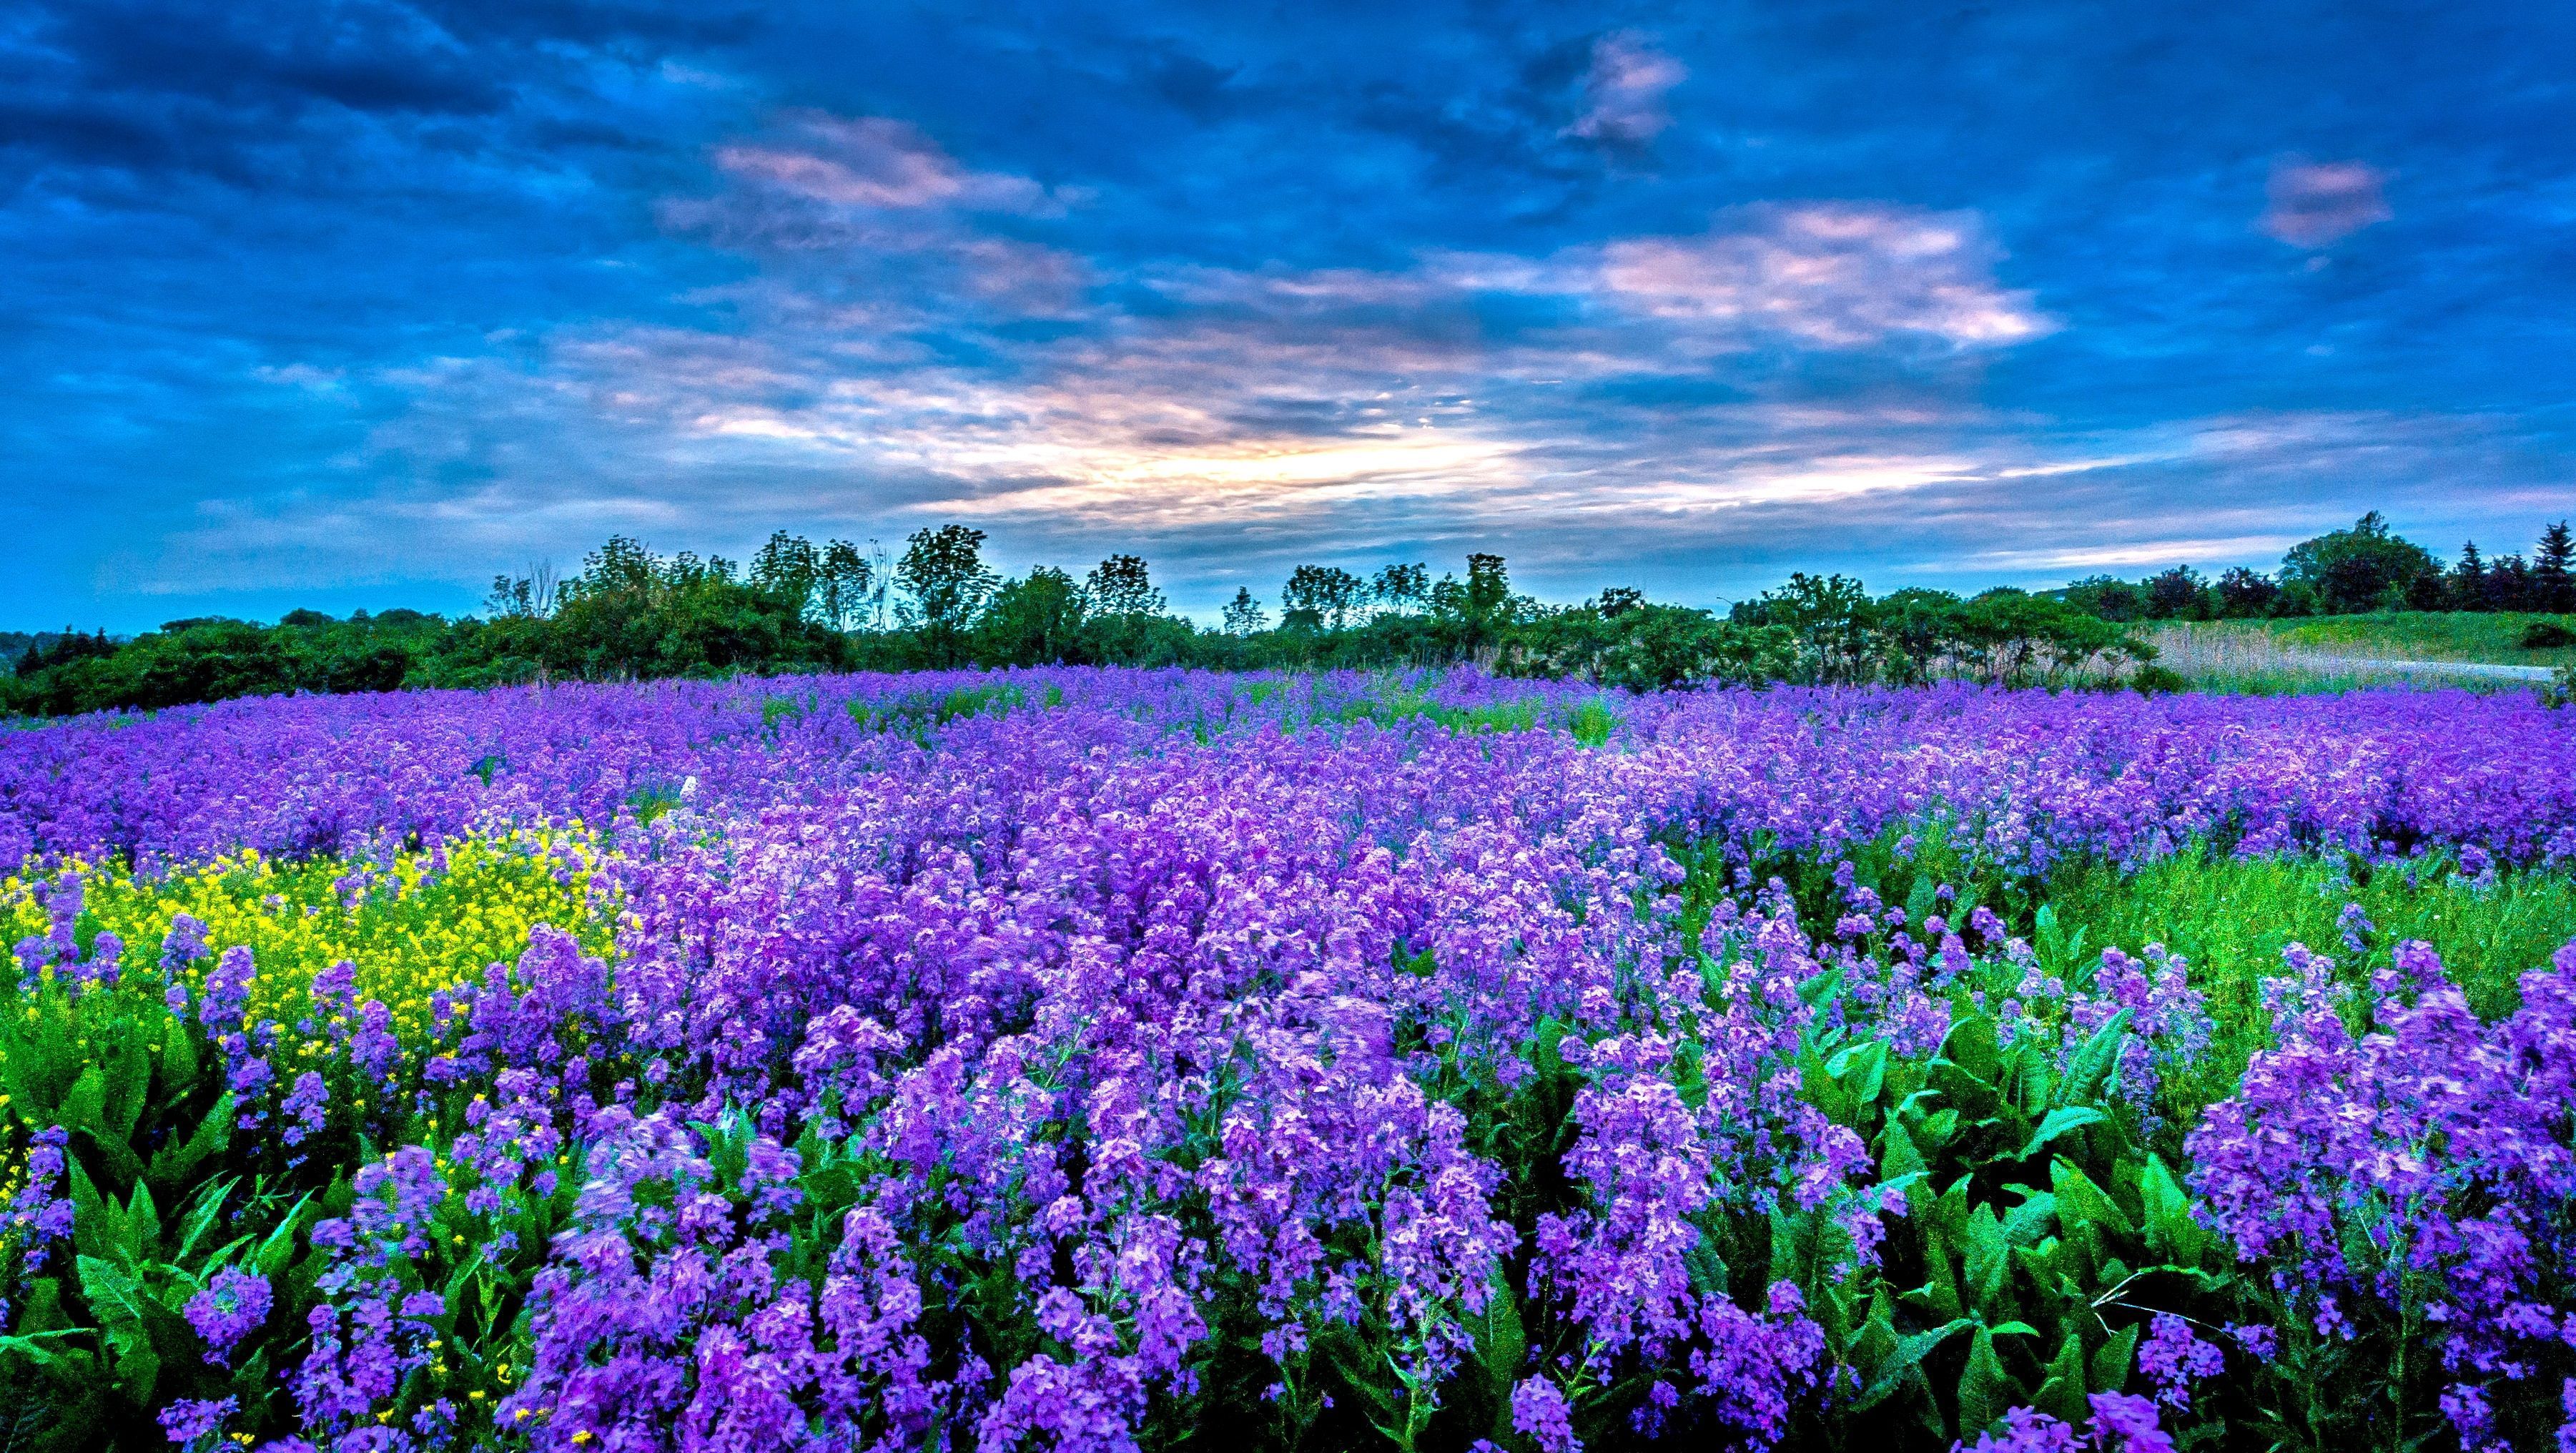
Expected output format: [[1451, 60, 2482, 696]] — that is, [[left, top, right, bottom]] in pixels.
[[2143, 619, 2560, 694]]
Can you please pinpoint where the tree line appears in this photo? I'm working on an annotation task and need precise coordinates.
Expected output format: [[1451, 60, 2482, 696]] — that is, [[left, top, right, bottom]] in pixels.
[[2056, 512, 2575, 625], [5, 511, 2568, 718]]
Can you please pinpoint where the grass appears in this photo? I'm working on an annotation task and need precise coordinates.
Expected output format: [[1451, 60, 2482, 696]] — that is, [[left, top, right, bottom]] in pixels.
[[2048, 849, 2576, 1109], [2143, 611, 2576, 694]]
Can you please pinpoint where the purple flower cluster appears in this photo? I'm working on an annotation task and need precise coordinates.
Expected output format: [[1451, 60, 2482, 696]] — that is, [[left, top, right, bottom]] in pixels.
[[1957, 1392, 2174, 1452], [185, 1266, 274, 1364], [2189, 939, 2576, 1444], [5, 671, 2574, 876]]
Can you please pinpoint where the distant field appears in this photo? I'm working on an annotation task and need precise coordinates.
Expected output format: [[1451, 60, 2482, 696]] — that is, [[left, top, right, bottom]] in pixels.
[[2146, 610, 2576, 693]]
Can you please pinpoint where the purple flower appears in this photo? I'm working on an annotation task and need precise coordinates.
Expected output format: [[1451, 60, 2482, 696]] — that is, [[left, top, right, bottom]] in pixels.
[[1512, 1376, 1582, 1453], [185, 1268, 272, 1364], [2136, 1314, 2224, 1409], [157, 1397, 237, 1446]]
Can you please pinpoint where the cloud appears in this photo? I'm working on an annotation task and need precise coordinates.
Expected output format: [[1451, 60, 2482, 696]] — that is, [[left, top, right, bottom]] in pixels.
[[2261, 159, 2392, 247], [1562, 32, 1687, 145], [712, 112, 1047, 212], [1594, 206, 2053, 349]]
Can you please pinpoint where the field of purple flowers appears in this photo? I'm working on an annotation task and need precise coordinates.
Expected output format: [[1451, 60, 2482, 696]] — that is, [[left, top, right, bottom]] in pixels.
[[3, 669, 2573, 1453]]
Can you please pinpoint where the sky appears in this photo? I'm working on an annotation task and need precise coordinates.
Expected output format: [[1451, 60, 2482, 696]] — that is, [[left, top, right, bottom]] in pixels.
[[6, 0, 2574, 631]]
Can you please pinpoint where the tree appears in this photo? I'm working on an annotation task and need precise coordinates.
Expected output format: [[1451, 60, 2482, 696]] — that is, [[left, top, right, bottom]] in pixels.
[[2215, 567, 2281, 618], [1220, 588, 1268, 636], [894, 526, 997, 654], [2278, 512, 2440, 615], [2491, 553, 2535, 612], [1464, 553, 1513, 621], [2536, 521, 2574, 613], [750, 532, 821, 617], [1084, 554, 1166, 617], [2061, 575, 2146, 622], [2449, 542, 2489, 612], [2143, 566, 2209, 620], [1370, 563, 1428, 616], [977, 568, 1087, 665], [1280, 565, 1366, 631], [816, 541, 873, 631], [1597, 586, 1646, 618]]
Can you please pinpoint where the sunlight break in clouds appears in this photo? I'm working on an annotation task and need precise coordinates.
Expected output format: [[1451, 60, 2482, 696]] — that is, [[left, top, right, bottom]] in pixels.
[[2261, 159, 2392, 247], [1564, 32, 1687, 144], [543, 121, 2070, 544]]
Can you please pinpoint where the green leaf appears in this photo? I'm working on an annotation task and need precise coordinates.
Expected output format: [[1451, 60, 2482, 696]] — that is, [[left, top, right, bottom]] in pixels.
[[1962, 1204, 2010, 1314], [2141, 1154, 2209, 1265], [75, 1124, 147, 1195], [147, 1094, 232, 1192], [0, 1330, 80, 1368], [100, 1035, 148, 1141], [2015, 1106, 2108, 1162], [122, 1181, 160, 1264], [1852, 1317, 1973, 1412], [1956, 1326, 2015, 1437], [2090, 1321, 2141, 1394], [2034, 1327, 2089, 1426], [65, 1157, 119, 1264], [2053, 1010, 2133, 1111], [58, 1068, 106, 1141], [1938, 1013, 2001, 1088], [1467, 1271, 1526, 1438], [75, 1253, 162, 1400], [160, 1013, 201, 1091], [2002, 1190, 2059, 1248]]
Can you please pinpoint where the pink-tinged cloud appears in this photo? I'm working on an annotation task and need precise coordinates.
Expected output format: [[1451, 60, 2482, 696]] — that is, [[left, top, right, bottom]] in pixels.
[[1597, 206, 2053, 348], [714, 112, 1047, 212], [1563, 32, 1687, 144], [2261, 159, 2391, 247]]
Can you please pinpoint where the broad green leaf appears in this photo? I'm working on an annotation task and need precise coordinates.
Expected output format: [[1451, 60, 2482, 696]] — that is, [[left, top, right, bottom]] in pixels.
[[2053, 1010, 2133, 1111], [1963, 1205, 2010, 1314], [2141, 1154, 2209, 1265], [161, 1013, 201, 1091], [2002, 1191, 2058, 1247], [2091, 1321, 2141, 1393], [58, 1068, 106, 1141], [1852, 1317, 1973, 1412], [2015, 1107, 2108, 1163], [2035, 1329, 2088, 1425], [122, 1181, 159, 1264], [1468, 1270, 1526, 1438], [1956, 1326, 2015, 1437], [147, 1094, 232, 1191]]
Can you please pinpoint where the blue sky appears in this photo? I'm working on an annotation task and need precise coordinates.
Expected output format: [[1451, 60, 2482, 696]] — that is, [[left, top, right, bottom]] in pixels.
[[6, 0, 2572, 631]]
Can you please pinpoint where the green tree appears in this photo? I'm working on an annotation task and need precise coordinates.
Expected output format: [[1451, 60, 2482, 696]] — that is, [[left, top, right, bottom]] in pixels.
[[2536, 521, 2574, 613], [895, 526, 998, 663], [976, 568, 1088, 666], [816, 541, 874, 631], [1084, 554, 1166, 618], [2215, 566, 2282, 617], [1281, 565, 1366, 631], [750, 532, 821, 616], [1370, 562, 1429, 615], [1220, 588, 1268, 636], [2279, 511, 2440, 614]]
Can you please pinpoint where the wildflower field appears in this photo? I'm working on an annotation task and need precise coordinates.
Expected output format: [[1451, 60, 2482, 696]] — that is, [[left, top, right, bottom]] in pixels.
[[4, 670, 2574, 1453]]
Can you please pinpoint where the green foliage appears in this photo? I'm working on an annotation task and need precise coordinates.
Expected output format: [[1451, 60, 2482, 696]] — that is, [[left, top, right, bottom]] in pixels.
[[0, 972, 292, 1446], [1795, 960, 2233, 1448]]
